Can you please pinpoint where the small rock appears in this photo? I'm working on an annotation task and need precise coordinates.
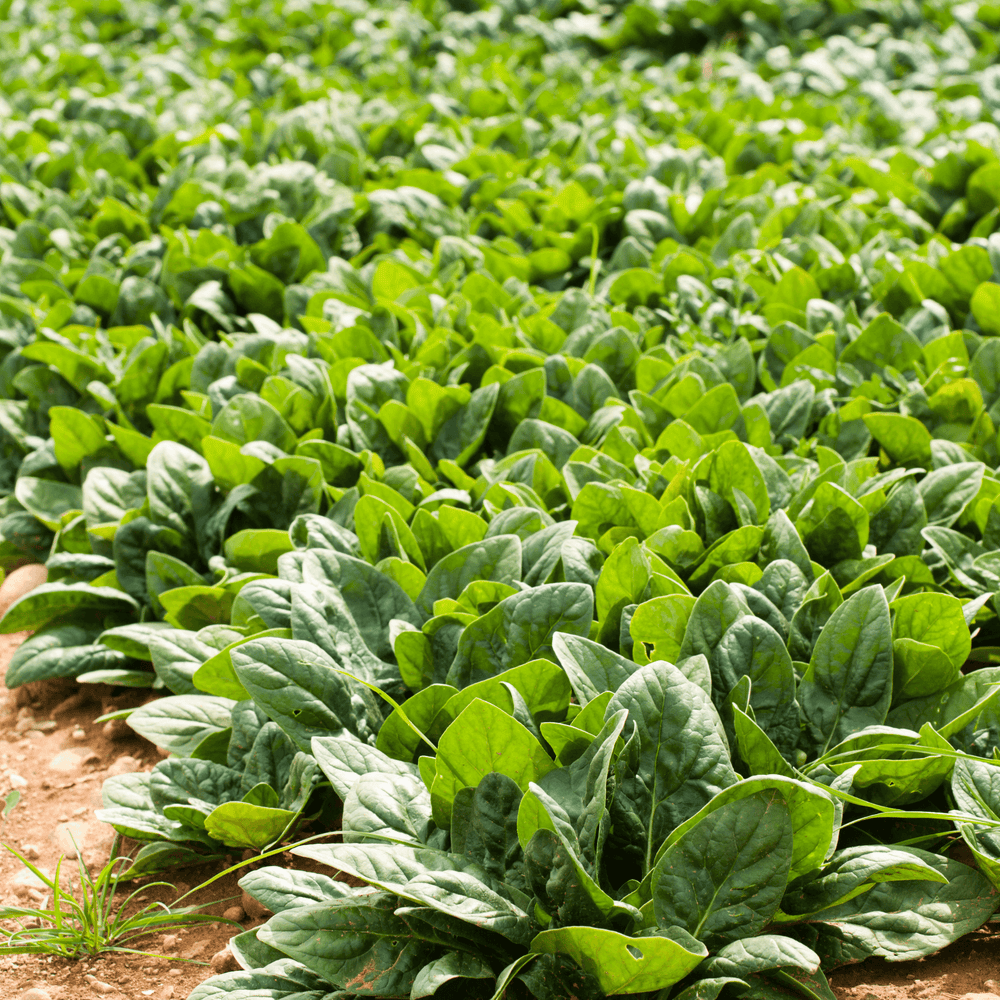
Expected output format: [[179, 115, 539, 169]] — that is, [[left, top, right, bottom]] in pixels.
[[158, 988, 175, 1000], [187, 941, 207, 958], [84, 974, 114, 995], [48, 749, 99, 773], [13, 718, 33, 734], [161, 934, 178, 950], [102, 719, 131, 741], [106, 755, 141, 777], [19, 988, 52, 1000], [223, 904, 246, 922], [0, 564, 48, 618], [16, 707, 33, 722], [72, 728, 86, 741], [959, 995, 1000, 1000], [11, 868, 49, 891], [210, 945, 240, 974], [22, 917, 40, 929], [72, 806, 88, 817], [26, 730, 45, 740], [55, 821, 91, 859], [241, 888, 272, 920], [20, 844, 40, 860], [7, 772, 27, 788], [51, 692, 88, 716]]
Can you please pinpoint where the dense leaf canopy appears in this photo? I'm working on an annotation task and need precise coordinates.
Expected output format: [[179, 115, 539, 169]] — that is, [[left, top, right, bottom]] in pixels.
[[4, 0, 1000, 997]]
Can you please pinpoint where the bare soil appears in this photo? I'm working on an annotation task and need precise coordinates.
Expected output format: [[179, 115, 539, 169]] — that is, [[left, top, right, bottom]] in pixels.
[[0, 567, 998, 1000], [0, 625, 250, 1000], [0, 565, 252, 1000], [828, 923, 1000, 1000]]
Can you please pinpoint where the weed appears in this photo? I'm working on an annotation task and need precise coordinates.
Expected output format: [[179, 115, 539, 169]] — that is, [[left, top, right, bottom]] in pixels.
[[0, 834, 240, 961]]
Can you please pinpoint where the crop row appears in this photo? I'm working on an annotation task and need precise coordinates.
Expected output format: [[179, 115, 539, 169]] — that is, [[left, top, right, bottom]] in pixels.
[[4, 1, 1000, 999]]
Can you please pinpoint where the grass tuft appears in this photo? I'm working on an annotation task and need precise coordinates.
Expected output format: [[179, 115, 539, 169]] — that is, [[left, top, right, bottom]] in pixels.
[[0, 834, 240, 961]]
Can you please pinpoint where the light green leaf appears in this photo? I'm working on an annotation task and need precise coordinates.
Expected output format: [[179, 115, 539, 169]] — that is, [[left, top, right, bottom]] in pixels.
[[530, 926, 706, 996]]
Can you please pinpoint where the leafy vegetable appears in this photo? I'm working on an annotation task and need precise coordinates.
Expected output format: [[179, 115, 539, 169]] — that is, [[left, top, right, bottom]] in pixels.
[[2, 0, 1000, 994]]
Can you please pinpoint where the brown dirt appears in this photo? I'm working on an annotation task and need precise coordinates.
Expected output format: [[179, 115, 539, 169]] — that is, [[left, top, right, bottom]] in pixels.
[[0, 567, 249, 1000], [828, 923, 1000, 1000], [0, 569, 999, 1000]]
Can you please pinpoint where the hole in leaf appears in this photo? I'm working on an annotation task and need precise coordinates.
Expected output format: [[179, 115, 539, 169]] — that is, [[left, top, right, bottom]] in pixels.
[[626, 945, 643, 960]]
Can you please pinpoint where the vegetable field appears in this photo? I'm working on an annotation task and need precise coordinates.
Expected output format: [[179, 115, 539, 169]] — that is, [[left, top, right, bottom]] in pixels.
[[4, 0, 1000, 996]]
